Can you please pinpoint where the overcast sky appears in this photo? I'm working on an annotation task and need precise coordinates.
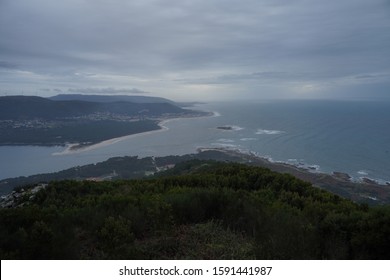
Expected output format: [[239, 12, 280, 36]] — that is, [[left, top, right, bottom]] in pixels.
[[1, 0, 390, 101]]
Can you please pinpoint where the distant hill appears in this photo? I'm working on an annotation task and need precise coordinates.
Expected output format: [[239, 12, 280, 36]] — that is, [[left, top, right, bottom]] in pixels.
[[49, 94, 203, 108], [0, 95, 210, 147], [0, 96, 99, 120], [49, 94, 176, 105], [0, 95, 194, 120]]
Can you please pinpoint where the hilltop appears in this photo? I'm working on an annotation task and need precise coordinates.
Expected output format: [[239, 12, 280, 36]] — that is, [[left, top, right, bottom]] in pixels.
[[49, 94, 201, 107], [1, 160, 390, 259], [1, 148, 389, 205]]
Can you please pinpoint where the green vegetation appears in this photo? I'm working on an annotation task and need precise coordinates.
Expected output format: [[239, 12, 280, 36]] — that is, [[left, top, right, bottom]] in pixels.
[[1, 161, 390, 259], [2, 149, 389, 205], [0, 120, 160, 146], [0, 150, 246, 196]]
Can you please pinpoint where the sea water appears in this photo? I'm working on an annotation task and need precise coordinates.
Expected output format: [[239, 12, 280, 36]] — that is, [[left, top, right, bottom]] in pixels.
[[204, 100, 390, 184], [0, 100, 389, 184]]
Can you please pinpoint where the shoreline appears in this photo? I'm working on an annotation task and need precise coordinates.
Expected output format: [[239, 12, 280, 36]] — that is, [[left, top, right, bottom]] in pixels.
[[52, 111, 215, 156], [200, 145, 390, 187], [2, 108, 389, 193], [52, 124, 169, 156], [1, 145, 389, 204], [197, 147, 390, 204]]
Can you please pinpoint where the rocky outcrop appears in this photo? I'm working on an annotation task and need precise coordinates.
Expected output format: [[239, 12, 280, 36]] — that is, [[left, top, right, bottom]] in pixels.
[[0, 183, 47, 208]]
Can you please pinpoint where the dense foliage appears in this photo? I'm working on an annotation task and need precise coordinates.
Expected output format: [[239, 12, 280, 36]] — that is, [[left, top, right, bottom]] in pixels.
[[1, 161, 389, 259]]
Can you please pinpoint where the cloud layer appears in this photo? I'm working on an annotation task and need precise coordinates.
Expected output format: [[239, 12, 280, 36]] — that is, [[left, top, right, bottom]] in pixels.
[[0, 0, 389, 100]]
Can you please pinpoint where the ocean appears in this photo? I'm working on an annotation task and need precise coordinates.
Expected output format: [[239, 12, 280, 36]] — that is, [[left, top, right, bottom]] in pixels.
[[0, 100, 389, 184]]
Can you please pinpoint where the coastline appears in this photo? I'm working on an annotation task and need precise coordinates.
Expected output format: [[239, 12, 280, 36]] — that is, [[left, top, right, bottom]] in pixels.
[[205, 146, 390, 185], [52, 123, 169, 156], [197, 147, 390, 204], [52, 111, 216, 156], [2, 102, 389, 204], [2, 146, 389, 204]]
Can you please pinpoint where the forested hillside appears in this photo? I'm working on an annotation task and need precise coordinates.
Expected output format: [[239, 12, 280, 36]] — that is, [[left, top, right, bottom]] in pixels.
[[1, 161, 389, 259]]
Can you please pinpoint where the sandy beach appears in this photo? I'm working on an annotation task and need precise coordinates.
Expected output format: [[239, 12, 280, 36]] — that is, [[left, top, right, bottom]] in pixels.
[[52, 124, 169, 156], [51, 111, 215, 156]]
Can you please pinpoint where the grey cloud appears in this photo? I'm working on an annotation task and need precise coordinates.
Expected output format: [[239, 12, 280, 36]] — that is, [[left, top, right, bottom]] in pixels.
[[176, 71, 347, 85], [354, 73, 390, 80], [0, 0, 389, 100], [175, 72, 298, 85], [0, 61, 17, 69], [39, 88, 63, 93]]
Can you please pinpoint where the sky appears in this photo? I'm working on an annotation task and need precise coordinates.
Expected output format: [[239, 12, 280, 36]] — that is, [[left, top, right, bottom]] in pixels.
[[0, 0, 390, 101]]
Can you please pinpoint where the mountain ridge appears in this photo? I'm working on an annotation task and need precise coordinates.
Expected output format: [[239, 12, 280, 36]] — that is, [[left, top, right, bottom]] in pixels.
[[0, 95, 194, 120], [49, 94, 176, 105]]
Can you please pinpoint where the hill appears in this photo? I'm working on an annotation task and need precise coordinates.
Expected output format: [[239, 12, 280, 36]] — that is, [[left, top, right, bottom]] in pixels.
[[49, 94, 200, 107], [49, 94, 176, 105], [0, 95, 195, 120], [1, 148, 388, 205], [0, 150, 246, 195], [0, 95, 210, 147], [1, 161, 390, 259]]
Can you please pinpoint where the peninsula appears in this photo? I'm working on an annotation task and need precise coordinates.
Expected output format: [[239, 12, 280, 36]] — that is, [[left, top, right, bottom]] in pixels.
[[0, 95, 211, 148], [1, 148, 389, 205]]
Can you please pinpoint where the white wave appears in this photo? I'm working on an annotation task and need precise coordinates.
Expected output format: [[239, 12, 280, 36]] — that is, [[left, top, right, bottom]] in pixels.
[[240, 138, 257, 141], [255, 129, 284, 135], [308, 164, 320, 171], [357, 176, 389, 186], [217, 138, 235, 143], [284, 159, 320, 172], [213, 111, 221, 117], [357, 170, 369, 176], [211, 143, 239, 148], [287, 159, 305, 166], [229, 125, 244, 131]]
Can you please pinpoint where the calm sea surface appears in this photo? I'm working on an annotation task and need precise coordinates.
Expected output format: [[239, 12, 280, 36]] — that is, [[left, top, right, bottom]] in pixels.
[[1, 100, 389, 183]]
